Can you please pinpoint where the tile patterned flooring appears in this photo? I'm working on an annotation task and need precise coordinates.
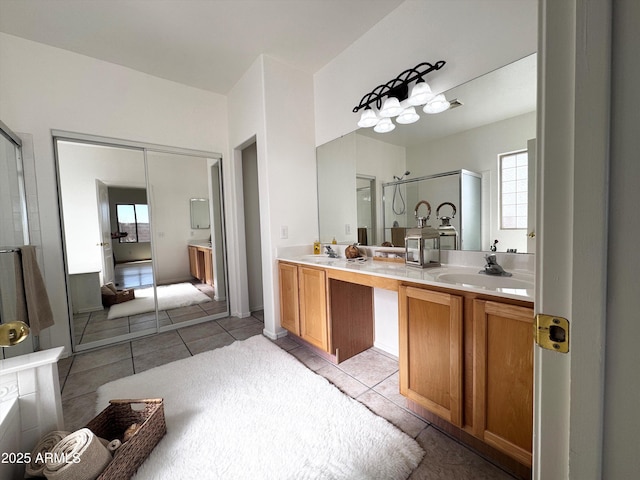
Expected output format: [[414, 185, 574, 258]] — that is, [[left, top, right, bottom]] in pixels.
[[58, 314, 516, 479]]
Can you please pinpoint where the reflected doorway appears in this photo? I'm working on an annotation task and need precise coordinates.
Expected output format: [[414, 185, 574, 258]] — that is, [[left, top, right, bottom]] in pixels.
[[356, 175, 376, 245]]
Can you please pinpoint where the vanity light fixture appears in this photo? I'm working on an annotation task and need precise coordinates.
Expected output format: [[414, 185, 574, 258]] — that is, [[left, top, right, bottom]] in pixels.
[[374, 117, 396, 133], [353, 60, 450, 133], [423, 93, 450, 114]]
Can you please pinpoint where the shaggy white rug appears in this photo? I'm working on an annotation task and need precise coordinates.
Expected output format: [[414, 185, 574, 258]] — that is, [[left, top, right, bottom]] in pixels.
[[97, 335, 424, 479], [107, 282, 210, 319]]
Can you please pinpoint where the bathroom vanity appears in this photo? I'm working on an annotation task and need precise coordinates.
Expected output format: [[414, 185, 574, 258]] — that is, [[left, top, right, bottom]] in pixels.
[[278, 251, 534, 475], [188, 243, 213, 285]]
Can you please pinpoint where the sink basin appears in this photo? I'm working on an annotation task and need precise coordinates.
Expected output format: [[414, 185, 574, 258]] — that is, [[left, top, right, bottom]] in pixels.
[[298, 254, 342, 265], [436, 272, 534, 290]]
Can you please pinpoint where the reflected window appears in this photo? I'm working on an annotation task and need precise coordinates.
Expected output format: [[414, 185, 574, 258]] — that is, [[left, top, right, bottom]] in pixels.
[[116, 203, 150, 242], [499, 150, 528, 229]]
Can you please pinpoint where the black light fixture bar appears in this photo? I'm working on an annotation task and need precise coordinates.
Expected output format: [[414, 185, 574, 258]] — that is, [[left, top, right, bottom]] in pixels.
[[352, 60, 446, 113]]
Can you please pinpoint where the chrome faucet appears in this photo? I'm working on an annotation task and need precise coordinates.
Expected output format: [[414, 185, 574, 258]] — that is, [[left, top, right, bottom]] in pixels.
[[325, 245, 339, 258], [480, 254, 512, 276]]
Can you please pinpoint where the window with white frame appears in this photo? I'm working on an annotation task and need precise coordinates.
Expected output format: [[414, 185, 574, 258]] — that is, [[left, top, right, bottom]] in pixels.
[[500, 150, 528, 229]]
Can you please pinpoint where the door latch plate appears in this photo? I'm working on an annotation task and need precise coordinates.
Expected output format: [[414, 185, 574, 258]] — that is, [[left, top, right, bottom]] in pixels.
[[534, 314, 569, 353]]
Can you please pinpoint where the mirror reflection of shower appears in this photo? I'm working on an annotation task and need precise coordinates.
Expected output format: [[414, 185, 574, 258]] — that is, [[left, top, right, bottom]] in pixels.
[[392, 171, 410, 215]]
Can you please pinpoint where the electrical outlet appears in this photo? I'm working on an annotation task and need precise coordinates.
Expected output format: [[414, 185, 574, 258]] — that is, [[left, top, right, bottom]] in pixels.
[[280, 225, 288, 239], [345, 224, 351, 235]]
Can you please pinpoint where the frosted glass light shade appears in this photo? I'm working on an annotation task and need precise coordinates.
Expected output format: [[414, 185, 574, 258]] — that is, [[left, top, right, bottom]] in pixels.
[[408, 81, 434, 106], [379, 97, 403, 117], [396, 106, 420, 124], [357, 109, 379, 128], [373, 117, 396, 133], [423, 94, 450, 114]]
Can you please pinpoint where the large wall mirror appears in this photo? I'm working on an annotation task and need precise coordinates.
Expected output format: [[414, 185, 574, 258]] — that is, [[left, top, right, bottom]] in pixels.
[[317, 53, 537, 253], [55, 135, 229, 352]]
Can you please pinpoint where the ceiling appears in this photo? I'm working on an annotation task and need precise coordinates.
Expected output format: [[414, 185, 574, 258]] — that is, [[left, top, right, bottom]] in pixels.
[[0, 0, 537, 146], [0, 0, 404, 94]]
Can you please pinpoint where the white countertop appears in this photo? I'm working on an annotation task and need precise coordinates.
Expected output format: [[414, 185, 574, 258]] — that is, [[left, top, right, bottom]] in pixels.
[[188, 241, 212, 248], [279, 253, 534, 302]]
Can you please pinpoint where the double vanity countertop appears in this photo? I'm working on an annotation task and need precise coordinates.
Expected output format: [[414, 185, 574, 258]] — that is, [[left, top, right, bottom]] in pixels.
[[278, 251, 534, 302]]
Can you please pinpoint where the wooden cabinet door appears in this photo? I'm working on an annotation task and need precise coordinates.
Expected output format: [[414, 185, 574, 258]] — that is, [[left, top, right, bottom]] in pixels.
[[203, 249, 213, 285], [278, 262, 300, 335], [399, 285, 463, 426], [298, 266, 329, 352], [473, 300, 534, 467], [188, 246, 199, 279]]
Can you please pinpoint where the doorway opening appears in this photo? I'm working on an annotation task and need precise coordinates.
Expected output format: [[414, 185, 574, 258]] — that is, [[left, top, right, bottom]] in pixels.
[[241, 141, 264, 321]]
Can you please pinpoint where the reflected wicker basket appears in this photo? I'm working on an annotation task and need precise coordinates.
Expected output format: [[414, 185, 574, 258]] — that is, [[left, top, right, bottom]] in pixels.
[[102, 288, 135, 307], [85, 398, 166, 480]]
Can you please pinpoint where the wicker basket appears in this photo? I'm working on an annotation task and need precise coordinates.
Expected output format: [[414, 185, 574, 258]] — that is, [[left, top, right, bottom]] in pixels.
[[85, 398, 166, 480], [102, 288, 135, 307]]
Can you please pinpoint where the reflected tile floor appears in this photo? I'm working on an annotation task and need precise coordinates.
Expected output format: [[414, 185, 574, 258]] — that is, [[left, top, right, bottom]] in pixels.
[[74, 281, 227, 345], [59, 322, 516, 479]]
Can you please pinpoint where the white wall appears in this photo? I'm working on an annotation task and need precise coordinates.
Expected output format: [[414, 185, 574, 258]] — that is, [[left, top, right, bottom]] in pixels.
[[317, 133, 357, 244], [405, 111, 536, 251], [146, 151, 210, 284], [227, 55, 317, 338], [314, 0, 537, 146], [0, 33, 228, 353]]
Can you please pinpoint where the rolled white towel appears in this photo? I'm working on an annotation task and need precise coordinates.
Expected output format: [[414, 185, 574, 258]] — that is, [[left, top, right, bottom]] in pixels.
[[107, 439, 122, 453], [43, 428, 112, 480], [25, 431, 71, 478]]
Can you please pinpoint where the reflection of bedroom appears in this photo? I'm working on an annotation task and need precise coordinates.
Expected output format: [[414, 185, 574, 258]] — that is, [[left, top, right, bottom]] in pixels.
[[56, 140, 228, 347]]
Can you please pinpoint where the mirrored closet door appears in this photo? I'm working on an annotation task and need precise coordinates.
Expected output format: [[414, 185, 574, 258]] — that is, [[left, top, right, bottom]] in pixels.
[[55, 134, 228, 352]]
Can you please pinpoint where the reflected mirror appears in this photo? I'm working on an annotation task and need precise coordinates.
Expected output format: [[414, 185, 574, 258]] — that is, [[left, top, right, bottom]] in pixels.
[[317, 53, 537, 253], [190, 198, 210, 229]]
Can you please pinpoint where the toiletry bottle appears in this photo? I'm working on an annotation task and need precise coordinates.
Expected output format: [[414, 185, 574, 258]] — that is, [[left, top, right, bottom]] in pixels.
[[313, 240, 321, 254], [331, 237, 337, 245]]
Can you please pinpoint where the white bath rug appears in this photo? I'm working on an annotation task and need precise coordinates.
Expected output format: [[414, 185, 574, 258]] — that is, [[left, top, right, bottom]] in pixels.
[[97, 335, 424, 479], [107, 282, 210, 319]]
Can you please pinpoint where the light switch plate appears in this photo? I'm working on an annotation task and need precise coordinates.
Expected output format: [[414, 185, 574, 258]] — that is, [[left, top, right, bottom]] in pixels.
[[280, 225, 288, 239]]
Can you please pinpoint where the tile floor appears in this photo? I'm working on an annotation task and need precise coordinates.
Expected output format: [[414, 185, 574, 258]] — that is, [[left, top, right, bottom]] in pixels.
[[58, 314, 516, 479]]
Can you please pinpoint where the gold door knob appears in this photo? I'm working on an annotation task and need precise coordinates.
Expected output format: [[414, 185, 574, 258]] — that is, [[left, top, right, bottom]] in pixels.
[[528, 231, 536, 238], [0, 321, 30, 347]]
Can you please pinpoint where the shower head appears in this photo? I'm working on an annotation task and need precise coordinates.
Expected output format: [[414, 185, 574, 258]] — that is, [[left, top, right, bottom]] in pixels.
[[393, 171, 411, 181]]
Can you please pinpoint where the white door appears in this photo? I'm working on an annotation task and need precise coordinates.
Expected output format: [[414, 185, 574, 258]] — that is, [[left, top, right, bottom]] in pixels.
[[534, 1, 609, 478], [96, 180, 114, 285]]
